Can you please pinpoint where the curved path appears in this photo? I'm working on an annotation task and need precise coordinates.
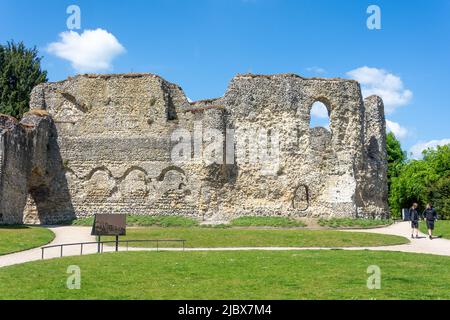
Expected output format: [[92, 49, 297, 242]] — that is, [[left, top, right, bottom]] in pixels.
[[0, 222, 448, 268], [0, 226, 95, 268]]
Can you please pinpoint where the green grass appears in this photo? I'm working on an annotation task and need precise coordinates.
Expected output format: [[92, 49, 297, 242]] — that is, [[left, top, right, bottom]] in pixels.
[[0, 226, 55, 255], [1, 250, 449, 299], [68, 217, 95, 226], [420, 220, 450, 239], [230, 216, 306, 228], [69, 215, 198, 227], [103, 227, 408, 248], [318, 218, 393, 229]]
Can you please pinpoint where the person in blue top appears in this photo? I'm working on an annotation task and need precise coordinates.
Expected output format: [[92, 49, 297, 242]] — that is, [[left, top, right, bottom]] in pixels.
[[422, 203, 438, 240]]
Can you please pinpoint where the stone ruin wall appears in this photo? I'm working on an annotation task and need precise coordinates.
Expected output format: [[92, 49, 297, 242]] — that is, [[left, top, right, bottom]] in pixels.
[[215, 74, 388, 220], [0, 112, 74, 224], [0, 73, 389, 224]]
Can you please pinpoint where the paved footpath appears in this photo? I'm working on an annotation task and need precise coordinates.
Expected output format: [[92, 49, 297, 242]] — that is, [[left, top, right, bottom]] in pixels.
[[0, 222, 449, 268], [0, 226, 95, 268]]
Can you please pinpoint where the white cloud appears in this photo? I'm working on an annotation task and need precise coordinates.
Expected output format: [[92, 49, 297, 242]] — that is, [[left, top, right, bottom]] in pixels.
[[310, 101, 329, 118], [347, 66, 413, 114], [47, 28, 125, 73], [409, 138, 450, 159], [386, 120, 408, 139], [306, 67, 327, 75]]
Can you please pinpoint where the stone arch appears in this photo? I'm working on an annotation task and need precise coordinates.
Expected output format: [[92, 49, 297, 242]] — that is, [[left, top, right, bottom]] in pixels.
[[120, 166, 148, 180], [84, 166, 114, 181], [23, 167, 51, 224], [292, 184, 309, 211], [157, 165, 186, 182], [309, 98, 332, 131], [119, 168, 148, 199], [308, 98, 333, 151], [155, 165, 188, 194], [84, 168, 116, 201]]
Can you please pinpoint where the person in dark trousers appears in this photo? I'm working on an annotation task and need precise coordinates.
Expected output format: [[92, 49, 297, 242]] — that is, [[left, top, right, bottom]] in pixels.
[[410, 203, 420, 239], [422, 203, 438, 240]]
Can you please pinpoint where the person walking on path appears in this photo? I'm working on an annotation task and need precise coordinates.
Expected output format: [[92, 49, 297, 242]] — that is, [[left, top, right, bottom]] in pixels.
[[410, 203, 420, 239], [423, 203, 438, 240]]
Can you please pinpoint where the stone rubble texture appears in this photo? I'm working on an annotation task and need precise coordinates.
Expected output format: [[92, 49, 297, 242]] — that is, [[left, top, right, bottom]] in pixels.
[[0, 73, 389, 224]]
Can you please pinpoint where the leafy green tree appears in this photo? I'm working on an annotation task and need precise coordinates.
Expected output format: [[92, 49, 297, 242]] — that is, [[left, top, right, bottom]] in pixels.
[[389, 160, 436, 216], [430, 176, 450, 220], [424, 145, 450, 219], [423, 144, 450, 176], [388, 143, 450, 219], [0, 41, 47, 119], [386, 132, 407, 217], [386, 132, 406, 186]]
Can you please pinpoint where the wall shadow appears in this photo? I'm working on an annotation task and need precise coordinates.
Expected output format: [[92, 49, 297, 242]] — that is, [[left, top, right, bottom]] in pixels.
[[24, 120, 76, 225]]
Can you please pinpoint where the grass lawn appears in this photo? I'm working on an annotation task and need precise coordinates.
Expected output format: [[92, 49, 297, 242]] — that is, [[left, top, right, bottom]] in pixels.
[[0, 226, 55, 255], [69, 215, 198, 227], [0, 250, 449, 299], [70, 215, 306, 228], [318, 218, 393, 229], [230, 216, 306, 228], [420, 220, 450, 239], [103, 227, 408, 248], [69, 215, 395, 230]]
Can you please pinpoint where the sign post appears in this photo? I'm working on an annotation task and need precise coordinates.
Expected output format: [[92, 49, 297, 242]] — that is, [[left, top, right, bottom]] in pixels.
[[91, 214, 127, 253]]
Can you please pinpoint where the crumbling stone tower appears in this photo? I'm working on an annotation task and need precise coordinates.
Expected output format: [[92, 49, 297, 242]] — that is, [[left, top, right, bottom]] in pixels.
[[0, 73, 389, 224], [0, 112, 74, 224]]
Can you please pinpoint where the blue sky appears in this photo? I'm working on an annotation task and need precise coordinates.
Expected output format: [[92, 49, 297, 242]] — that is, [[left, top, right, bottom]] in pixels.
[[1, 0, 449, 157]]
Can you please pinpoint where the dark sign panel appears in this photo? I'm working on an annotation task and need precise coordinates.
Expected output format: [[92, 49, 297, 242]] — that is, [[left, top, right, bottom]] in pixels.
[[91, 214, 126, 236]]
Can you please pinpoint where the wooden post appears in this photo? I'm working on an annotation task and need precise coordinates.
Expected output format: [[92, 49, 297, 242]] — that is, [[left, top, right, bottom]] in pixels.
[[115, 235, 119, 252], [97, 236, 101, 253]]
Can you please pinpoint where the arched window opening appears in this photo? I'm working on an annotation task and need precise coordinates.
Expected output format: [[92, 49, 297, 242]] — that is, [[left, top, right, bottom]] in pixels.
[[310, 101, 330, 130]]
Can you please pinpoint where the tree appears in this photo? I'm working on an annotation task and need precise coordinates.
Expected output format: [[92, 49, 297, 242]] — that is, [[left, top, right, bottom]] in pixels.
[[388, 143, 450, 219], [386, 132, 406, 217], [423, 144, 450, 177], [430, 176, 450, 220], [389, 160, 436, 216], [0, 41, 47, 119], [424, 145, 450, 219], [386, 132, 406, 186]]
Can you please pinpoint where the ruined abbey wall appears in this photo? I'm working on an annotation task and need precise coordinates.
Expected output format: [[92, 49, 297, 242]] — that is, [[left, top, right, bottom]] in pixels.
[[0, 73, 389, 224], [0, 112, 74, 224]]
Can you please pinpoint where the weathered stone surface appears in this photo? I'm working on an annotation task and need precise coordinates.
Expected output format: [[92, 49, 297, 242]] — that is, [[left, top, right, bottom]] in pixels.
[[358, 95, 389, 218], [216, 74, 378, 219], [0, 111, 75, 224], [0, 115, 28, 224], [0, 72, 389, 224]]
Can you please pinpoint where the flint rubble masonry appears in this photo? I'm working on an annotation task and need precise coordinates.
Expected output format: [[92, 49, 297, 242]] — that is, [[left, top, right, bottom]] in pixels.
[[0, 73, 389, 224]]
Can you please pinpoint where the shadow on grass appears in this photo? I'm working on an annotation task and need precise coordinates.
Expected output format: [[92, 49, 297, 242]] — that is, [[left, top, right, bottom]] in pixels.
[[0, 225, 31, 230]]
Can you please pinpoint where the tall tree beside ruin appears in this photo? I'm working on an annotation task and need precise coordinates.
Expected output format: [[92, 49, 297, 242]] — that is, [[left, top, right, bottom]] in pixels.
[[0, 41, 47, 119], [425, 145, 450, 219], [388, 143, 450, 218], [386, 132, 406, 189], [386, 132, 407, 217]]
